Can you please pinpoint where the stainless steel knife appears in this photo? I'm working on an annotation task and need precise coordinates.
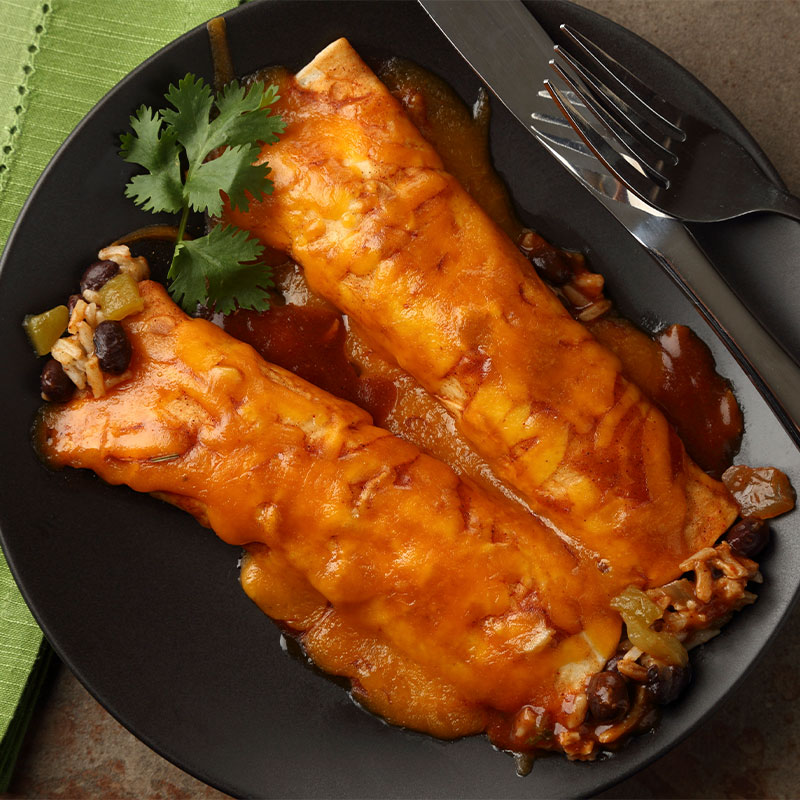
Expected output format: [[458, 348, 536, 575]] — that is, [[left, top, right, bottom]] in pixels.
[[419, 0, 800, 450]]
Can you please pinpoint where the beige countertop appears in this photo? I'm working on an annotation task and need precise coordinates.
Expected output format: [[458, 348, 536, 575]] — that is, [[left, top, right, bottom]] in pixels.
[[4, 1, 799, 797]]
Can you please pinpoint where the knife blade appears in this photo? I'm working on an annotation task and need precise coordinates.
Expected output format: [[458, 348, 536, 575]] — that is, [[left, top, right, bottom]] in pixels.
[[419, 0, 800, 450]]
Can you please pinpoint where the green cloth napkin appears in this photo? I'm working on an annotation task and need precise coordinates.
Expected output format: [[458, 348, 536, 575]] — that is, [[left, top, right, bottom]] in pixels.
[[0, 0, 243, 789]]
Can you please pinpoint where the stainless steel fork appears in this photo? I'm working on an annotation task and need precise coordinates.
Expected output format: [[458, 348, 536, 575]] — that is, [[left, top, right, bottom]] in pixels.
[[545, 24, 800, 223]]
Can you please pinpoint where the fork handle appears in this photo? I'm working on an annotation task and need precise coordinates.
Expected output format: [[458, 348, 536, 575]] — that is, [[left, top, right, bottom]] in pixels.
[[618, 208, 800, 451]]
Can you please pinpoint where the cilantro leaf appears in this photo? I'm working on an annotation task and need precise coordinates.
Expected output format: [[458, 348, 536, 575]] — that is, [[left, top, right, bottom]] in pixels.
[[186, 143, 271, 216], [120, 73, 283, 314], [160, 74, 216, 166], [119, 105, 183, 213], [168, 225, 271, 315], [161, 76, 284, 174], [159, 75, 281, 215], [210, 80, 285, 150]]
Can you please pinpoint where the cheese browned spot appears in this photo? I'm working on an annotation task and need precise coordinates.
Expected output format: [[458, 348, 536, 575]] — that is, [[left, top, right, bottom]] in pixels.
[[226, 38, 737, 587], [38, 281, 622, 746]]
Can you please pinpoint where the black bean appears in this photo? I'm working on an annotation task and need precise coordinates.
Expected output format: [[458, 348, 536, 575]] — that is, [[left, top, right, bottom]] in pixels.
[[646, 663, 691, 705], [530, 250, 573, 286], [67, 293, 82, 314], [587, 671, 630, 723], [726, 517, 770, 558], [80, 260, 119, 293], [93, 320, 131, 374], [40, 359, 75, 403], [604, 655, 622, 673]]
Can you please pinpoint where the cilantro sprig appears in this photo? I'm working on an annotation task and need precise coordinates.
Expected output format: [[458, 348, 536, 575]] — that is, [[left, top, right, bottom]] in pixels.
[[119, 74, 284, 314]]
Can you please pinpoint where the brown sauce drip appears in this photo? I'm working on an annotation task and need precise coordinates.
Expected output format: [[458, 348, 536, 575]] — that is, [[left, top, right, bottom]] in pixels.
[[207, 17, 235, 93], [113, 224, 181, 245]]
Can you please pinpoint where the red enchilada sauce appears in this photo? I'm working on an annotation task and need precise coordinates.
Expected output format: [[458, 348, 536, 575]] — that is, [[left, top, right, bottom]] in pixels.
[[222, 58, 742, 479], [223, 303, 398, 427]]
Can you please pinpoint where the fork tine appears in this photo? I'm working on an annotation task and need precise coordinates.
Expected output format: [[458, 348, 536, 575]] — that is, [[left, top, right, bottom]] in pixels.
[[550, 56, 672, 186], [529, 90, 597, 157], [553, 45, 678, 166], [543, 77, 663, 204], [559, 24, 685, 141]]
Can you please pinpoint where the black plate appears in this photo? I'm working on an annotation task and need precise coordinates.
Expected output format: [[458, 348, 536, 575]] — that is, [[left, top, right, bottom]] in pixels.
[[1, 1, 798, 797]]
